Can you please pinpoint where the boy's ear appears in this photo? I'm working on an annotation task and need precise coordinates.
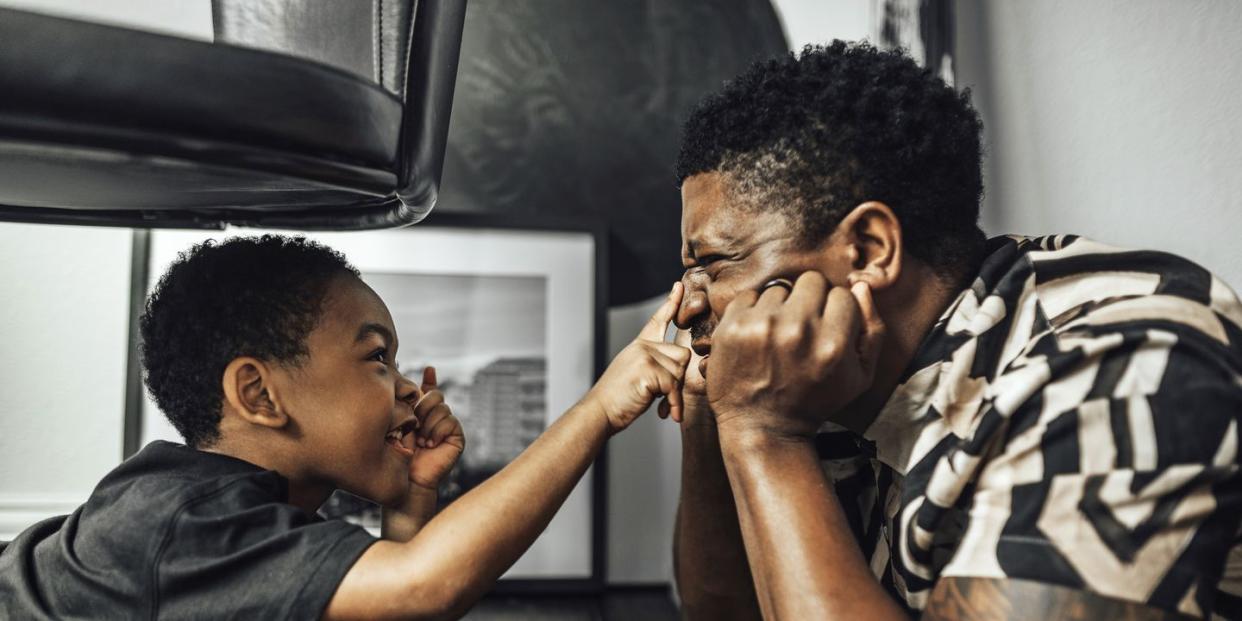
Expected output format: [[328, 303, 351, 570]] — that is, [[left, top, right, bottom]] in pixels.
[[833, 200, 903, 291], [221, 357, 289, 430]]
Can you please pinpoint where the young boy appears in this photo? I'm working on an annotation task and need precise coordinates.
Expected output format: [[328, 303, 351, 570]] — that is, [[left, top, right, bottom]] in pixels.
[[0, 235, 691, 619]]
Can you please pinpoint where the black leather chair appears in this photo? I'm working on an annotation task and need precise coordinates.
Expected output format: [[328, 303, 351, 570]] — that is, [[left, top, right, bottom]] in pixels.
[[0, 0, 465, 230]]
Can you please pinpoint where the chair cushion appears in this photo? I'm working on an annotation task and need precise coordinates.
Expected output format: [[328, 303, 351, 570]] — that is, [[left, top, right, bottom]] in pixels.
[[0, 7, 403, 214], [212, 0, 414, 97]]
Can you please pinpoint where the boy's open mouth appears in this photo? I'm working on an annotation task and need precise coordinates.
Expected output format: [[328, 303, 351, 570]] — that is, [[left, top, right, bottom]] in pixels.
[[385, 419, 419, 458]]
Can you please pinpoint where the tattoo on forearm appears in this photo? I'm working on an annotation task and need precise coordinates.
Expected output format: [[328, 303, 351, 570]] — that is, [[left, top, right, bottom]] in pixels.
[[924, 577, 1193, 620]]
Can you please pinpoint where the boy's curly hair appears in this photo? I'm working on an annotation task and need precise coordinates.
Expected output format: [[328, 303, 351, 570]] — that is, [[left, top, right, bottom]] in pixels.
[[676, 40, 986, 280], [140, 235, 358, 448]]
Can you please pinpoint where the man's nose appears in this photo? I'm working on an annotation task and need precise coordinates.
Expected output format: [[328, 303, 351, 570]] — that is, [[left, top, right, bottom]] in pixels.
[[675, 274, 709, 330]]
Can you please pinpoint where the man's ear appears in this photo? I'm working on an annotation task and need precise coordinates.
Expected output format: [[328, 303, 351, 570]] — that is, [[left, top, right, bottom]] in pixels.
[[833, 201, 902, 291], [221, 357, 289, 430]]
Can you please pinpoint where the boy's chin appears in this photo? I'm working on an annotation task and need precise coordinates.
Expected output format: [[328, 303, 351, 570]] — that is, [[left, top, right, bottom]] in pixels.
[[336, 478, 408, 510], [375, 480, 413, 509]]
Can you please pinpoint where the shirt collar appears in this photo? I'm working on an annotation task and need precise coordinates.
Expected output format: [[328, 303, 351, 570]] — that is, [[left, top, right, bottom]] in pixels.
[[861, 236, 1032, 474]]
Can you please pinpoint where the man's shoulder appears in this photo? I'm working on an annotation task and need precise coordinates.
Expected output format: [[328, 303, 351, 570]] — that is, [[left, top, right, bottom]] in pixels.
[[974, 234, 1242, 366], [1002, 235, 1241, 328]]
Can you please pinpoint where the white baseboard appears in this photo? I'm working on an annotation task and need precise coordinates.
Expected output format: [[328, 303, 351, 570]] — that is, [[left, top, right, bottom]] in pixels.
[[0, 494, 84, 541]]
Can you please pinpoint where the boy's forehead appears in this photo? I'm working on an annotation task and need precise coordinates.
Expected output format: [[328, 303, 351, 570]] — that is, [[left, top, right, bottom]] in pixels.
[[320, 276, 396, 341]]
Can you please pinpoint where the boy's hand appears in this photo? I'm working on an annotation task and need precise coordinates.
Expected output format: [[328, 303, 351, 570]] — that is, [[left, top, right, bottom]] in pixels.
[[408, 367, 466, 491], [658, 327, 709, 424], [583, 283, 691, 434]]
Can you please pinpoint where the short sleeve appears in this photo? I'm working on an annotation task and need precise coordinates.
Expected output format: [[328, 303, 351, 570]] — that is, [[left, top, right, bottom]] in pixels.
[[153, 477, 376, 620], [942, 321, 1242, 618]]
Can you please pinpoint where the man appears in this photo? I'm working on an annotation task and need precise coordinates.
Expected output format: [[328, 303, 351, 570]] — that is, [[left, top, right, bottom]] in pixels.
[[670, 41, 1242, 619]]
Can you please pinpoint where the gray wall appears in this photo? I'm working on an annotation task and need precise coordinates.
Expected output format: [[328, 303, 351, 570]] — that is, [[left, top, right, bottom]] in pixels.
[[957, 0, 1242, 288]]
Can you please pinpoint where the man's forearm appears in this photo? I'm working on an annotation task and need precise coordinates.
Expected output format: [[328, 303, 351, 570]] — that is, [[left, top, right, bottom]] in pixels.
[[718, 428, 907, 621], [675, 417, 763, 620]]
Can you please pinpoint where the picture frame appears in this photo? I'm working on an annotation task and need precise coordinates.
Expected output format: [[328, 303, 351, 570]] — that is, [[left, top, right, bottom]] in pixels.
[[123, 213, 608, 592]]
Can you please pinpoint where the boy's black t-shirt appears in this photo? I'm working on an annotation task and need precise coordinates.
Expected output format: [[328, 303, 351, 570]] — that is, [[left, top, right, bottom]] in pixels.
[[0, 441, 376, 620]]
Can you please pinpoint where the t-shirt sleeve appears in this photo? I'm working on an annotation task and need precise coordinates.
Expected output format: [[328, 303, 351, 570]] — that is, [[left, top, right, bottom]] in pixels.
[[152, 479, 377, 620], [941, 318, 1242, 618]]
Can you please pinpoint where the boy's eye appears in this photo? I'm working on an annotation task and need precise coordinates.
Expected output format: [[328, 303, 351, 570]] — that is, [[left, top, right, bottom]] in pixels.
[[367, 348, 388, 364]]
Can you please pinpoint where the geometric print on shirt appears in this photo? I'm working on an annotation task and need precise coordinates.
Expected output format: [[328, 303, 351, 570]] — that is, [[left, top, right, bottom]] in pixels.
[[818, 235, 1242, 618]]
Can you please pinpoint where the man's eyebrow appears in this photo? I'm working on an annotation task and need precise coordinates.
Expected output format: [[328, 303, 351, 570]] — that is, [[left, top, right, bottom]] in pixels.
[[685, 233, 737, 258], [355, 322, 394, 347]]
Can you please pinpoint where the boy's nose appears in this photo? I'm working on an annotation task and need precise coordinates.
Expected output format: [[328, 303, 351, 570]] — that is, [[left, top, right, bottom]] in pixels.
[[397, 374, 422, 404]]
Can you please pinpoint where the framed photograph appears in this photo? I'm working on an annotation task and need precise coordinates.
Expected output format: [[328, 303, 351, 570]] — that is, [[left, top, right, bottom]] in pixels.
[[124, 214, 607, 591]]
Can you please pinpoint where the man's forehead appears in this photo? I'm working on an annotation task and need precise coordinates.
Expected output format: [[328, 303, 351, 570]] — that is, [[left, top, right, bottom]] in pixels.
[[682, 178, 798, 256], [681, 173, 745, 248], [683, 226, 743, 255]]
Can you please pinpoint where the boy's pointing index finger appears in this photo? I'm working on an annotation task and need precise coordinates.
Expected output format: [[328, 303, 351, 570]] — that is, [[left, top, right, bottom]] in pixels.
[[639, 281, 684, 342]]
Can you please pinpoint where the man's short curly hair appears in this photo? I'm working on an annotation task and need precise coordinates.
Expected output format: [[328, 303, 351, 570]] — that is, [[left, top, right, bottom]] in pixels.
[[676, 40, 985, 280], [139, 235, 358, 448]]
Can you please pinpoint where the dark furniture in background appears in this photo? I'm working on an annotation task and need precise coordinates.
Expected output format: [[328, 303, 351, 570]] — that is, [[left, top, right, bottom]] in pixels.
[[434, 0, 787, 304], [0, 0, 466, 230]]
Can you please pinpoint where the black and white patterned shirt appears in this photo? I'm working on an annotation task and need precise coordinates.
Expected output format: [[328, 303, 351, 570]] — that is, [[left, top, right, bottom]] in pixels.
[[822, 235, 1242, 618]]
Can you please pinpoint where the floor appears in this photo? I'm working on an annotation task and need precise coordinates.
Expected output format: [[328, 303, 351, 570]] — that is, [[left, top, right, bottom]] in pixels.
[[465, 586, 680, 621]]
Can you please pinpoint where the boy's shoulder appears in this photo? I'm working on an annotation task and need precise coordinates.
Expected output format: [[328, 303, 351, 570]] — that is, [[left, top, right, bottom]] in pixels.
[[1, 441, 375, 620], [94, 440, 287, 518], [82, 440, 291, 550]]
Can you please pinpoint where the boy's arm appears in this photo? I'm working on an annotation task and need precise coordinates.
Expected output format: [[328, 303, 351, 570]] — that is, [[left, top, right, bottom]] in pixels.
[[378, 486, 436, 543], [323, 284, 690, 621]]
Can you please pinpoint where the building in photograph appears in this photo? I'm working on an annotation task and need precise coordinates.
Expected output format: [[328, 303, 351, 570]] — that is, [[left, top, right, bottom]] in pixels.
[[465, 357, 547, 468]]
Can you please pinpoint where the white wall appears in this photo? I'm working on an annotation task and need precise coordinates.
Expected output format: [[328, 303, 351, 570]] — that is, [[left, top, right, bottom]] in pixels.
[[0, 1, 211, 539], [0, 224, 133, 536], [956, 0, 1242, 289], [0, 0, 212, 39], [769, 0, 871, 51]]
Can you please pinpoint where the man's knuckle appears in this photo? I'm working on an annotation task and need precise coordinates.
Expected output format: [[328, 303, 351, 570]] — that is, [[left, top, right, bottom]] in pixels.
[[815, 340, 841, 364], [774, 321, 806, 346], [739, 319, 769, 343]]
